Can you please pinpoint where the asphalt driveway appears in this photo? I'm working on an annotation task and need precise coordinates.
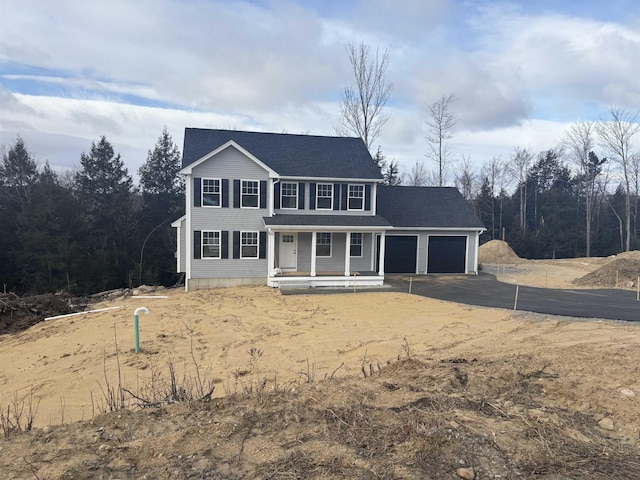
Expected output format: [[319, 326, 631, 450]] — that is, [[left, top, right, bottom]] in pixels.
[[385, 273, 640, 322]]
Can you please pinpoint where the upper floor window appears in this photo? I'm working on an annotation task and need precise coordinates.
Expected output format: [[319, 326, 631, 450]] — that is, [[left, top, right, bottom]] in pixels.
[[281, 182, 298, 209], [350, 233, 363, 257], [316, 232, 332, 257], [241, 231, 259, 258], [241, 180, 259, 208], [202, 179, 221, 207], [316, 183, 333, 210], [348, 184, 364, 210], [202, 231, 221, 258]]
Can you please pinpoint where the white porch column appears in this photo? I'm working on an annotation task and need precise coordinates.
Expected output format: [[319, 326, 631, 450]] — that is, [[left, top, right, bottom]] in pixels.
[[474, 230, 480, 274], [267, 230, 275, 278], [310, 231, 317, 277], [378, 231, 386, 276], [344, 231, 351, 276]]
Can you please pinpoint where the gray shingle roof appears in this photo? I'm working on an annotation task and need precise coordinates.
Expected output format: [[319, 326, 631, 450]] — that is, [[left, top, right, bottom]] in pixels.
[[376, 186, 485, 229], [183, 128, 383, 180], [264, 214, 391, 228]]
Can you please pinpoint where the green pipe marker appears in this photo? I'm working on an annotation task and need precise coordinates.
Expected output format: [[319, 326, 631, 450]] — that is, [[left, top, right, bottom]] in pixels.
[[134, 307, 149, 353]]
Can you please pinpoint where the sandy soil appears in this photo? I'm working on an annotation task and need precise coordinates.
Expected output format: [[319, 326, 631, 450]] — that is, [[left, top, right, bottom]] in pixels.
[[1, 260, 640, 478], [490, 257, 611, 289], [0, 259, 637, 425]]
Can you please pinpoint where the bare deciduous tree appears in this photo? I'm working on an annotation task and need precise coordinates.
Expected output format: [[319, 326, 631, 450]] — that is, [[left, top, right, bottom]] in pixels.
[[597, 107, 640, 252], [508, 146, 534, 233], [336, 42, 392, 152], [563, 121, 602, 257], [455, 154, 476, 201], [426, 93, 458, 187], [404, 160, 429, 186]]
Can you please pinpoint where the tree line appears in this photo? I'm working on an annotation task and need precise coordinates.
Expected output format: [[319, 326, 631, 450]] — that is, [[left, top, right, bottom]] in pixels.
[[0, 129, 184, 295], [461, 112, 640, 259], [333, 41, 639, 259]]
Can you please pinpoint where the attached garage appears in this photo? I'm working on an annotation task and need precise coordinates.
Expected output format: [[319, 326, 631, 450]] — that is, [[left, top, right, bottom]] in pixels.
[[427, 236, 467, 273], [383, 235, 418, 273]]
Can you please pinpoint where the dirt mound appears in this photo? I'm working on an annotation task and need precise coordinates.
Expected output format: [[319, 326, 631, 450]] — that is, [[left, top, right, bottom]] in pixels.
[[575, 255, 640, 288], [479, 240, 521, 264], [2, 357, 639, 479], [0, 292, 86, 334]]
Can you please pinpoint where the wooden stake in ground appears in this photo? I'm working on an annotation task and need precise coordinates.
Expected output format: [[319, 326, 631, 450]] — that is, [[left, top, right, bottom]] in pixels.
[[409, 276, 413, 294], [513, 285, 520, 311]]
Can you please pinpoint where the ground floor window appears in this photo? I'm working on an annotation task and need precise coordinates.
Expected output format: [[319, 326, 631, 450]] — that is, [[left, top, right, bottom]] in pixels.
[[241, 231, 259, 258], [316, 232, 331, 257], [202, 231, 220, 258], [350, 232, 363, 257]]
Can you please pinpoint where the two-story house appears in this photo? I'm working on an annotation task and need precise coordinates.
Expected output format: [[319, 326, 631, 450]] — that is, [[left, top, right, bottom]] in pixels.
[[172, 128, 485, 290]]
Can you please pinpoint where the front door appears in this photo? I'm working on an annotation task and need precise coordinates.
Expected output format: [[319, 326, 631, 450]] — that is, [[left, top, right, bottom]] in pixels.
[[279, 233, 297, 271]]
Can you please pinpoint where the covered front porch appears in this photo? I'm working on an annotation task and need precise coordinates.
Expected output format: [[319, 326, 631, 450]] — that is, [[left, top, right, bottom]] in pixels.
[[263, 215, 392, 288]]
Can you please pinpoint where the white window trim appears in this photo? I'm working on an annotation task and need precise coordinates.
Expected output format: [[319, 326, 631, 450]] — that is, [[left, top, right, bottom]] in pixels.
[[316, 232, 332, 258], [240, 230, 259, 259], [202, 178, 222, 208], [347, 184, 365, 211], [316, 183, 333, 210], [241, 179, 260, 209], [280, 182, 298, 210], [350, 232, 363, 258], [202, 230, 221, 259]]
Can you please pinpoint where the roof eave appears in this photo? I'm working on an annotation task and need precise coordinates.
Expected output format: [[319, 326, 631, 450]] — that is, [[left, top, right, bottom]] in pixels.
[[277, 176, 384, 183], [264, 224, 393, 231]]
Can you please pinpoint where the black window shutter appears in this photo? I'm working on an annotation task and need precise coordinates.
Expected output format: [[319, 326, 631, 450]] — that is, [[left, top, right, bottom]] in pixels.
[[298, 182, 305, 209], [193, 230, 201, 259], [260, 180, 267, 209], [365, 184, 371, 211], [259, 231, 266, 259], [233, 180, 240, 208], [274, 182, 281, 209], [309, 182, 316, 210], [232, 231, 240, 259], [221, 231, 229, 259], [193, 177, 201, 207], [222, 179, 229, 208], [340, 183, 348, 210], [333, 183, 340, 210]]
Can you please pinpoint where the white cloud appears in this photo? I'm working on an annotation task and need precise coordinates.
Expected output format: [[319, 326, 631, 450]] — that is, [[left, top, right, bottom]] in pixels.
[[470, 5, 640, 114], [1, 0, 638, 188]]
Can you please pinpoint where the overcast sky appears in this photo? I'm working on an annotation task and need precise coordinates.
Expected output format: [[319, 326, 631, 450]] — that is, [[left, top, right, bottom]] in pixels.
[[1, 0, 639, 183]]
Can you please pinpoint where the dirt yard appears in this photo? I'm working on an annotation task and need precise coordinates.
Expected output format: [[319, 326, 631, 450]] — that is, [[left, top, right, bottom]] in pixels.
[[1, 257, 639, 479]]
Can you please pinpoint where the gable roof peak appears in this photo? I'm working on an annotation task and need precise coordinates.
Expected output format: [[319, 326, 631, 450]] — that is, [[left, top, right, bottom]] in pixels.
[[182, 128, 383, 181]]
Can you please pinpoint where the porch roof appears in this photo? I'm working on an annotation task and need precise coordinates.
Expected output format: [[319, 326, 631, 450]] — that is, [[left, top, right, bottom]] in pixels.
[[263, 214, 392, 230]]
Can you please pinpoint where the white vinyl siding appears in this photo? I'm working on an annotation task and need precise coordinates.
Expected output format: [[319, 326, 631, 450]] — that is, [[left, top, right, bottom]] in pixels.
[[190, 146, 268, 280]]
